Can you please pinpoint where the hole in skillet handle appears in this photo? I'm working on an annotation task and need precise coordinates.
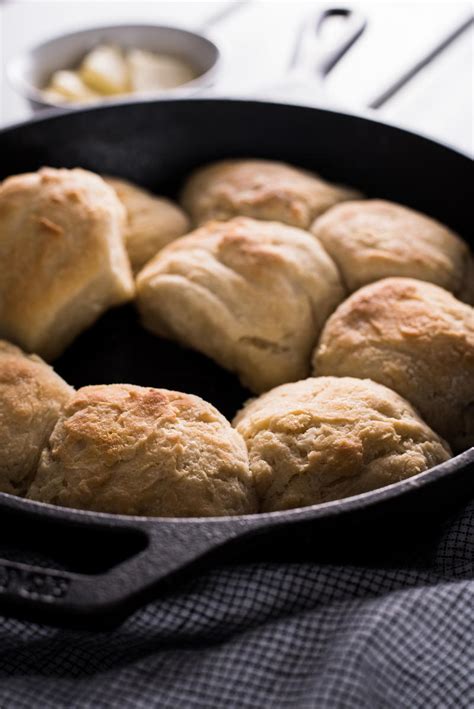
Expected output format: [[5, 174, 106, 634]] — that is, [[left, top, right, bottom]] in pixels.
[[0, 493, 273, 630], [314, 8, 367, 76], [0, 498, 146, 628], [1, 449, 473, 629], [0, 505, 148, 574]]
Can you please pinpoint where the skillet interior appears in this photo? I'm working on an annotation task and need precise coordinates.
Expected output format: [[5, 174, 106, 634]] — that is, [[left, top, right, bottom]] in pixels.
[[1, 98, 472, 419], [0, 99, 473, 626]]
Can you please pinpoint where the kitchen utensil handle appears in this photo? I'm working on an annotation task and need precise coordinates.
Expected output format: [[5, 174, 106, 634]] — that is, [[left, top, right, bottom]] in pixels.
[[0, 506, 265, 628], [289, 7, 367, 81], [195, 5, 366, 101], [232, 6, 367, 104]]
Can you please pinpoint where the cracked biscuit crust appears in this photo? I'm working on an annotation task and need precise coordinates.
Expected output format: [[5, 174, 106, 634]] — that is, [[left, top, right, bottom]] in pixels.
[[28, 384, 257, 517], [181, 159, 359, 229], [233, 376, 451, 512], [0, 340, 73, 496], [311, 199, 473, 300], [313, 278, 474, 452], [0, 167, 134, 360], [136, 217, 345, 393]]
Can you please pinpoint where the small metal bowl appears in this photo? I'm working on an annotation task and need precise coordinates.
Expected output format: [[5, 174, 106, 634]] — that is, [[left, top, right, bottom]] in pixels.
[[7, 24, 220, 112]]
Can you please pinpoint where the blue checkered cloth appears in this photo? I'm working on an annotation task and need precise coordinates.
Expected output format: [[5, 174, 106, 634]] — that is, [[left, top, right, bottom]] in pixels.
[[0, 499, 473, 709]]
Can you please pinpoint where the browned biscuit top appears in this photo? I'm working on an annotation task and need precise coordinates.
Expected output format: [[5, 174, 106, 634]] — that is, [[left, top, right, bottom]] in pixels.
[[181, 159, 359, 229], [28, 383, 257, 517]]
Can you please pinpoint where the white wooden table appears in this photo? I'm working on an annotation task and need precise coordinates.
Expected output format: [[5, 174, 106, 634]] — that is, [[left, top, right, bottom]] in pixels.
[[0, 0, 472, 154]]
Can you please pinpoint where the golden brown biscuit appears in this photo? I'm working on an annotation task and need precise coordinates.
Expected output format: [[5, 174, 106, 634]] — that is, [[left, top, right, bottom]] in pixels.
[[0, 340, 73, 496], [313, 278, 474, 452], [181, 159, 359, 228], [136, 217, 345, 393], [0, 167, 134, 360], [311, 199, 472, 299], [28, 384, 257, 517], [234, 376, 451, 512], [105, 176, 190, 273]]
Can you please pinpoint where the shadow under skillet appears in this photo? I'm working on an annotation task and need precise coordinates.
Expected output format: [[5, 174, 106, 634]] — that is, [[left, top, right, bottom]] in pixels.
[[53, 304, 252, 422]]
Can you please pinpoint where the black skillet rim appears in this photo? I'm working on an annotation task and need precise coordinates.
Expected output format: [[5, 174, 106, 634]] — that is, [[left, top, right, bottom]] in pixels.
[[1, 94, 472, 159], [1, 97, 472, 528], [1, 449, 472, 527]]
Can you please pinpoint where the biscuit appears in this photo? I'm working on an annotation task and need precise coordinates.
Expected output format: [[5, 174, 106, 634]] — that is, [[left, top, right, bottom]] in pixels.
[[313, 278, 474, 452], [105, 176, 190, 272], [181, 159, 359, 228], [28, 384, 257, 517], [136, 217, 345, 393], [234, 376, 451, 512], [0, 167, 134, 360], [311, 199, 472, 299], [0, 340, 73, 496]]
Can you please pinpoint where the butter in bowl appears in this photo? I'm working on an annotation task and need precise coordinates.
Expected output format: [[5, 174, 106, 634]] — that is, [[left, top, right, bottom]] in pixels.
[[43, 44, 198, 104], [8, 24, 220, 111]]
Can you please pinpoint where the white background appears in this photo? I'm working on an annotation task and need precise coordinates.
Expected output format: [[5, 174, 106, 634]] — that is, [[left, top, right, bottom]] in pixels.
[[0, 0, 473, 154]]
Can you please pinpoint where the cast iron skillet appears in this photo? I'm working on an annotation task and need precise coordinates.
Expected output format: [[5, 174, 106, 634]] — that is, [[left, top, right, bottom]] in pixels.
[[0, 99, 473, 628]]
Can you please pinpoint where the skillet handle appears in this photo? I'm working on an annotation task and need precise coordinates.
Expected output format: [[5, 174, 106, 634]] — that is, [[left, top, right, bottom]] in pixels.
[[0, 511, 265, 628], [249, 7, 367, 104], [289, 7, 367, 81]]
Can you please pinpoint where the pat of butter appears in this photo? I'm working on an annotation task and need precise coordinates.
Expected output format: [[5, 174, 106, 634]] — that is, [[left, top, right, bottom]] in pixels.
[[42, 44, 197, 105], [47, 70, 100, 102], [127, 49, 196, 92], [41, 89, 67, 104], [80, 45, 130, 95]]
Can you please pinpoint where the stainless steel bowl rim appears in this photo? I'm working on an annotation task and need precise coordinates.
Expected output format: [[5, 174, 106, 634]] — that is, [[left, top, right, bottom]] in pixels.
[[7, 23, 221, 108]]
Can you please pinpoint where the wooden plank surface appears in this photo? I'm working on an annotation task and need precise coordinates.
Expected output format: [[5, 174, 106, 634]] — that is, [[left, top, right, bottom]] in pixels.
[[0, 0, 472, 154]]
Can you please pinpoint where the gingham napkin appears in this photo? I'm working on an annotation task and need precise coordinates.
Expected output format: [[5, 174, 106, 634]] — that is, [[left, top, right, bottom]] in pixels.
[[0, 497, 472, 709]]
